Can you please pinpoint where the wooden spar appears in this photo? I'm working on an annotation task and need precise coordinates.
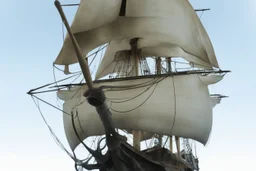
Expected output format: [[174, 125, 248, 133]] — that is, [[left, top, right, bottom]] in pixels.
[[61, 3, 79, 7], [60, 2, 210, 12], [166, 57, 172, 73], [156, 57, 162, 75], [195, 8, 210, 12], [155, 57, 163, 146], [175, 136, 181, 157], [165, 58, 175, 153], [133, 131, 142, 150], [169, 136, 173, 152], [54, 0, 93, 90], [130, 38, 142, 150]]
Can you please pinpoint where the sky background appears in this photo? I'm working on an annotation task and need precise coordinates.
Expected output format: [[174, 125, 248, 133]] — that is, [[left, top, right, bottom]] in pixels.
[[0, 0, 256, 171]]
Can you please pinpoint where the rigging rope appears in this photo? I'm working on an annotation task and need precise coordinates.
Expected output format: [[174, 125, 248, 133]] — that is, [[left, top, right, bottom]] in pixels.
[[101, 76, 167, 91], [199, 11, 205, 19], [32, 91, 104, 165], [110, 81, 158, 113], [31, 95, 71, 116], [28, 72, 81, 95], [31, 96, 75, 160], [53, 64, 81, 74], [71, 111, 110, 168], [107, 77, 165, 102]]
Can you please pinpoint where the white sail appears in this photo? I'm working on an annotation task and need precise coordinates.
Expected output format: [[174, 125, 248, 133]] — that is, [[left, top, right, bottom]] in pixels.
[[138, 94, 223, 142], [96, 39, 214, 79], [54, 0, 218, 70], [57, 74, 223, 150], [69, 0, 122, 33], [211, 97, 221, 108], [210, 94, 226, 108]]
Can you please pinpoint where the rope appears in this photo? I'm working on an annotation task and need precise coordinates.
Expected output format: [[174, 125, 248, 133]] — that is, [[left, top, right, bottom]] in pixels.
[[101, 76, 166, 92], [31, 95, 101, 165], [110, 81, 158, 113], [31, 96, 75, 160], [31, 95, 72, 116], [107, 77, 165, 103], [28, 72, 81, 95], [199, 11, 205, 19]]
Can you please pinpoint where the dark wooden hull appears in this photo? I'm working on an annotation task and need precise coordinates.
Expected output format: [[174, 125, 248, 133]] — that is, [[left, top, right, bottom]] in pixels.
[[99, 138, 193, 171]]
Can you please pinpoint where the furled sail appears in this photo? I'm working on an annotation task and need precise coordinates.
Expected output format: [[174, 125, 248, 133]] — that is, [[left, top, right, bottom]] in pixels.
[[54, 0, 219, 71], [57, 73, 224, 150]]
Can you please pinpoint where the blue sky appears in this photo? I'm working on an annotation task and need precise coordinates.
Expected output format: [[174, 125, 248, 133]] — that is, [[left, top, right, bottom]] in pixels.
[[0, 0, 256, 171]]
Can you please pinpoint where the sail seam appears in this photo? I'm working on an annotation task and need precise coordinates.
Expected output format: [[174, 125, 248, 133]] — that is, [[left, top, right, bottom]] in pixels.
[[163, 76, 177, 148], [170, 76, 177, 136]]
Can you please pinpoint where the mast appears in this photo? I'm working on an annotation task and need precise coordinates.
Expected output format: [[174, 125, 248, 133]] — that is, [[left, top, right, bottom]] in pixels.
[[155, 57, 163, 146], [156, 57, 162, 75], [131, 38, 142, 150], [175, 136, 181, 157], [166, 57, 174, 152], [165, 57, 180, 156], [166, 57, 172, 73], [169, 136, 173, 152]]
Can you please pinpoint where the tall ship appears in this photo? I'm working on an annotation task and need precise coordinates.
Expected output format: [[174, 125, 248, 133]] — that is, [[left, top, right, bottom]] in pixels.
[[28, 0, 229, 170]]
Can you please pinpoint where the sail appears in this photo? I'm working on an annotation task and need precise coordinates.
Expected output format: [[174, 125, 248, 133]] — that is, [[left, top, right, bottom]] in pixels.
[[96, 39, 214, 79], [210, 94, 227, 108], [54, 0, 219, 70], [138, 94, 223, 142], [57, 73, 223, 150], [211, 97, 221, 108]]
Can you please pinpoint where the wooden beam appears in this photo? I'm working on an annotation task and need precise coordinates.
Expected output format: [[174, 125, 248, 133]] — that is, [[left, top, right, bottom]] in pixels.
[[166, 57, 172, 73], [155, 57, 163, 147], [130, 38, 142, 150], [60, 2, 210, 12], [156, 57, 162, 75], [169, 136, 173, 152], [195, 8, 210, 12], [61, 3, 79, 6], [54, 0, 93, 89], [175, 136, 180, 157], [133, 131, 142, 150]]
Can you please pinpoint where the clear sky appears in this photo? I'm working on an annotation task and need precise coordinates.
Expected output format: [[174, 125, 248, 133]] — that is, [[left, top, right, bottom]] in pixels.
[[0, 0, 256, 171]]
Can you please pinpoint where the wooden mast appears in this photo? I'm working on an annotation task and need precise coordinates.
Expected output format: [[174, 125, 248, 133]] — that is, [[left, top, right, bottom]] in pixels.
[[131, 38, 142, 150], [169, 136, 173, 152], [166, 57, 180, 156], [156, 57, 162, 75], [166, 57, 172, 73], [166, 57, 180, 155], [175, 136, 181, 157], [155, 57, 163, 146], [165, 57, 174, 153]]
